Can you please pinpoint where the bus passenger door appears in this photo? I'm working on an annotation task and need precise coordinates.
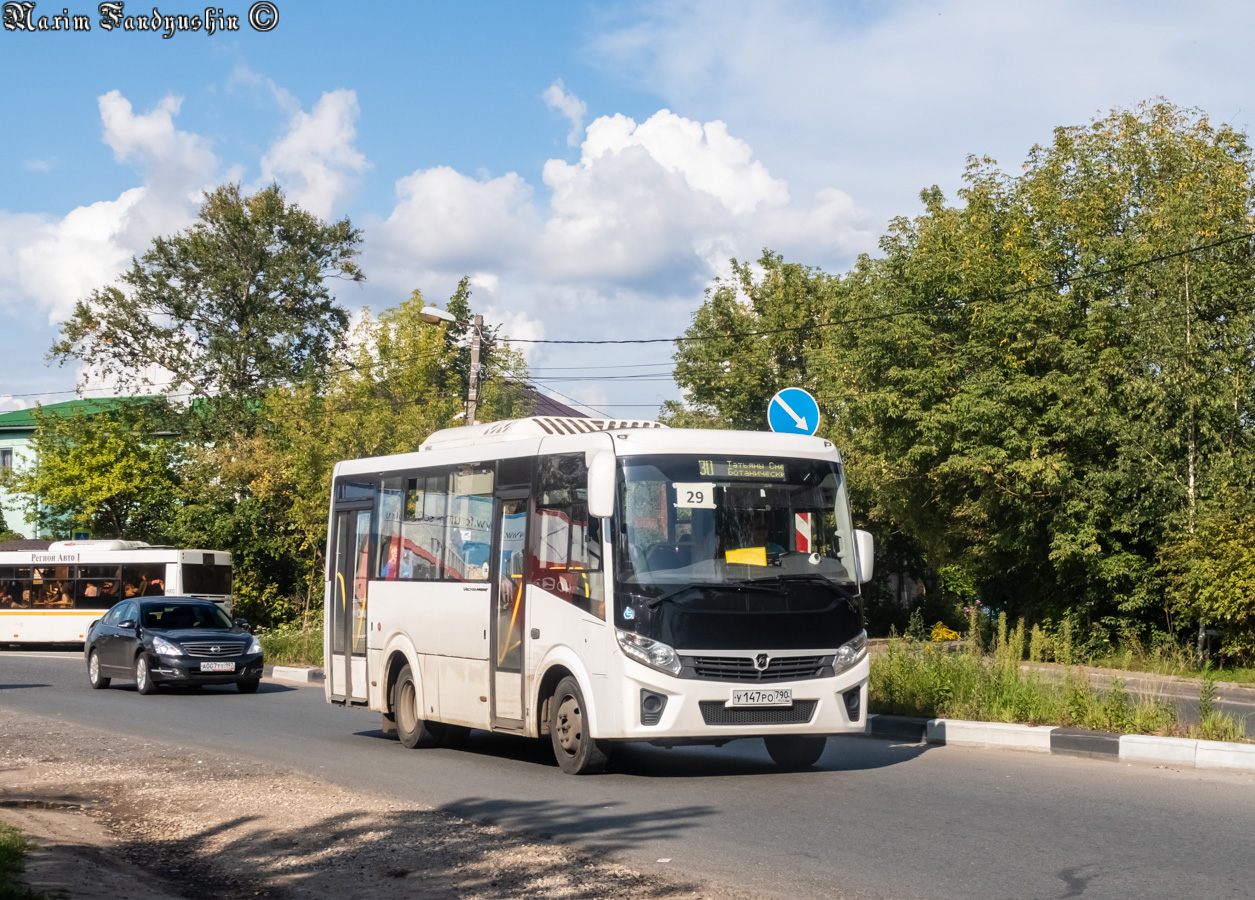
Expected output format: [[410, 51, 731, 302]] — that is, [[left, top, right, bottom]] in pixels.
[[490, 491, 529, 729], [330, 508, 371, 704]]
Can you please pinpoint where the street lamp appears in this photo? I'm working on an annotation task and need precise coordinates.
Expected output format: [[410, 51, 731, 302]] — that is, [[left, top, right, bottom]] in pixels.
[[418, 306, 485, 425]]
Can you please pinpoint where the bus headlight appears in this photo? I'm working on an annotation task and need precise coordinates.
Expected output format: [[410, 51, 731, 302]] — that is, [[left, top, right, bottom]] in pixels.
[[616, 630, 682, 676], [833, 630, 867, 673], [152, 636, 183, 657]]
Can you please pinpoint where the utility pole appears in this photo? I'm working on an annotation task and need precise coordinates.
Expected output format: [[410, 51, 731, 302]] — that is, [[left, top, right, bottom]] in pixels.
[[466, 314, 483, 425]]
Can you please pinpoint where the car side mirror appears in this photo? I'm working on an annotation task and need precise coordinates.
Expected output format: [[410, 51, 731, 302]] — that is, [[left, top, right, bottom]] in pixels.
[[854, 529, 875, 584], [587, 449, 616, 520], [234, 618, 250, 631], [118, 619, 135, 629]]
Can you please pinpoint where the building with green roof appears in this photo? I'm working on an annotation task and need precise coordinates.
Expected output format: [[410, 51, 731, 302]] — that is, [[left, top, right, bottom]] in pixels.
[[0, 397, 143, 539]]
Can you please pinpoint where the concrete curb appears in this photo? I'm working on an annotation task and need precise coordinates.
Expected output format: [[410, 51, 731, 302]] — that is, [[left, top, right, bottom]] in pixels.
[[264, 664, 324, 684], [868, 714, 1255, 771]]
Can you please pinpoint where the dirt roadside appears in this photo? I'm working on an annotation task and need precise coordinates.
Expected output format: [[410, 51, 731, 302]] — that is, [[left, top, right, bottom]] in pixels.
[[0, 710, 761, 900]]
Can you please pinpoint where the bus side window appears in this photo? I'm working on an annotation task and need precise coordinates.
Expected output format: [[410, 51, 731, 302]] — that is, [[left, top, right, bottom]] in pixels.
[[76, 565, 122, 609], [376, 477, 405, 581], [445, 465, 494, 582], [122, 564, 166, 598], [533, 454, 605, 619], [402, 471, 450, 581]]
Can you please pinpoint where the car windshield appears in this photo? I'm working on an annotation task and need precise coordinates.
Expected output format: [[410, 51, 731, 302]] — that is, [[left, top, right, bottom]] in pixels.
[[142, 603, 234, 630], [614, 454, 858, 593]]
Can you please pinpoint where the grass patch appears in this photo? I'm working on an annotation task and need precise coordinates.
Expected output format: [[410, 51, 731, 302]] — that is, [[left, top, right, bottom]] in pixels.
[[257, 617, 324, 667], [0, 821, 47, 900], [870, 635, 1247, 739]]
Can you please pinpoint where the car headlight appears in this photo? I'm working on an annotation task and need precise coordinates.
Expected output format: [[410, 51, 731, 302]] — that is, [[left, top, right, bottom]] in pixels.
[[616, 629, 682, 676], [833, 630, 868, 673], [152, 636, 183, 657], [247, 636, 262, 655]]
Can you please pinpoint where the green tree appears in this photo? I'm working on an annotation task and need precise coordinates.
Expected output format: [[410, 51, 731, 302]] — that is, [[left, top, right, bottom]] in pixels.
[[0, 401, 183, 542], [669, 101, 1255, 634], [175, 286, 531, 623], [1161, 492, 1255, 664], [51, 183, 363, 437]]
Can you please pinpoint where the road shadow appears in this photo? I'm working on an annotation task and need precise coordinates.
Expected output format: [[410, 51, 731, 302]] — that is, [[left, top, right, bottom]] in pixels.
[[0, 684, 51, 690], [441, 795, 716, 855], [88, 797, 712, 900], [352, 727, 932, 778], [108, 681, 296, 696]]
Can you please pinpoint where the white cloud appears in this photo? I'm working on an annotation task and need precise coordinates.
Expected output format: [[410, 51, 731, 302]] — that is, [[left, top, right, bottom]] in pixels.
[[587, 0, 1255, 220], [543, 78, 588, 147], [259, 89, 368, 220], [24, 159, 55, 174], [372, 107, 874, 294], [0, 91, 217, 325]]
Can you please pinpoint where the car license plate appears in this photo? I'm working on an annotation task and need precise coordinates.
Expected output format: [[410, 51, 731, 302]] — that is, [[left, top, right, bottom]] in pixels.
[[199, 661, 235, 672], [728, 688, 792, 707]]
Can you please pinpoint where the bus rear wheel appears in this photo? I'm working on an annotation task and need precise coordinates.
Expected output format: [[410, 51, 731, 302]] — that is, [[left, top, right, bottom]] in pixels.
[[549, 676, 610, 775], [764, 735, 827, 769], [394, 664, 442, 749]]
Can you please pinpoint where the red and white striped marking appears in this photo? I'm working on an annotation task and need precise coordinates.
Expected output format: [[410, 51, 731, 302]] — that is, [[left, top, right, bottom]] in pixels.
[[795, 513, 811, 553]]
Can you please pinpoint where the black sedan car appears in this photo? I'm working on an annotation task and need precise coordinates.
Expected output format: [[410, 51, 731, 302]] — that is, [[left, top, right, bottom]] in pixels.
[[84, 597, 264, 694]]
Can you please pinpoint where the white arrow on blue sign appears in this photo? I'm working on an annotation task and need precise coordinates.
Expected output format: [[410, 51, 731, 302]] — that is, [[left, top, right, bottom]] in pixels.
[[768, 388, 820, 436]]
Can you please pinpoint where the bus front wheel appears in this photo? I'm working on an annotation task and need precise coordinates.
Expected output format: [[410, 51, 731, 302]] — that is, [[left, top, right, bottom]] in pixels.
[[394, 664, 442, 749], [550, 676, 610, 775], [764, 735, 827, 769]]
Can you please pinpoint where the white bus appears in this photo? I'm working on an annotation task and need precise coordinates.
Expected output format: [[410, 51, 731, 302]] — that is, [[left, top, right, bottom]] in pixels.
[[324, 417, 873, 773], [0, 541, 233, 644]]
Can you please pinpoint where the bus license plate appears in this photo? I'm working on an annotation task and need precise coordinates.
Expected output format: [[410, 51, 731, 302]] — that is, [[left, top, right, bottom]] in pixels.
[[729, 688, 792, 707], [200, 661, 235, 672]]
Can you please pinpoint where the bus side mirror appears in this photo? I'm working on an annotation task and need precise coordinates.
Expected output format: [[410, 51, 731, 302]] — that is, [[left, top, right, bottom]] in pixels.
[[587, 450, 616, 520], [854, 530, 874, 584]]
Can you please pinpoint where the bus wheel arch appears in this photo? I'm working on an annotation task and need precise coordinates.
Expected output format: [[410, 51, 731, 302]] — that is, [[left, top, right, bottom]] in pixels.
[[535, 664, 574, 740]]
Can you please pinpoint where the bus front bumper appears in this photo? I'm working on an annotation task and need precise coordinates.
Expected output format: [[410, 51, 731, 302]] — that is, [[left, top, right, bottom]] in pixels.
[[603, 653, 870, 740]]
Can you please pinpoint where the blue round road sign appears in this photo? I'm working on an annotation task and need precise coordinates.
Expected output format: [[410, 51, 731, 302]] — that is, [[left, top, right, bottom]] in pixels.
[[768, 388, 820, 435]]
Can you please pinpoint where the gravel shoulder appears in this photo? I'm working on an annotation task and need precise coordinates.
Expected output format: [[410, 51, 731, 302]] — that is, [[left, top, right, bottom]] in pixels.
[[0, 709, 758, 900]]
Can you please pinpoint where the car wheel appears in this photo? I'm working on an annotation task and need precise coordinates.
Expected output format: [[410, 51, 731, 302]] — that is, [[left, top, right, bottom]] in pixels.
[[764, 735, 827, 769], [550, 675, 611, 775], [394, 664, 442, 748], [237, 679, 261, 694], [134, 654, 158, 695], [88, 651, 111, 689]]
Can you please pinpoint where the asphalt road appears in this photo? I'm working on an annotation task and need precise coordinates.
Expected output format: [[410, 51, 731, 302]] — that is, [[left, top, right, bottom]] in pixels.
[[3, 651, 1254, 900]]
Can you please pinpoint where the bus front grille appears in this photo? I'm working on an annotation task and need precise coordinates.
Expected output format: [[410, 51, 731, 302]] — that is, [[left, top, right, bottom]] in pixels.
[[698, 700, 818, 726], [684, 655, 830, 682]]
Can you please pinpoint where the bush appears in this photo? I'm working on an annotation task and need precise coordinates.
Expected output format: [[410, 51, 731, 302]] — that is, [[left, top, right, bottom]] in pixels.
[[869, 637, 1189, 737], [257, 614, 324, 667]]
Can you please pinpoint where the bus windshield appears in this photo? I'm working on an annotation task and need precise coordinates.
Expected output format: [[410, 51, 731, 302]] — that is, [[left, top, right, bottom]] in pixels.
[[613, 454, 858, 593]]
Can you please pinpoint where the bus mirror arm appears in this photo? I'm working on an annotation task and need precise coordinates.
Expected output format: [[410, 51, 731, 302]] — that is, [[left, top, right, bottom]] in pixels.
[[854, 530, 874, 584], [587, 450, 616, 520]]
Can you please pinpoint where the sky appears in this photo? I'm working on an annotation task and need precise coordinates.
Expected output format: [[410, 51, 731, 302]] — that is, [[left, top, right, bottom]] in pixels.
[[1, 0, 1253, 418]]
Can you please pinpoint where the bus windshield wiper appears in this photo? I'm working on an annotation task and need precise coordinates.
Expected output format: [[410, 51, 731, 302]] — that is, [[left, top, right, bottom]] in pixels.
[[746, 572, 857, 600], [643, 580, 786, 608]]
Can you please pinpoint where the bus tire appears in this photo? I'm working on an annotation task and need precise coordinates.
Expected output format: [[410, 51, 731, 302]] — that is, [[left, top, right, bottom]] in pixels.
[[394, 664, 441, 749], [135, 654, 158, 695], [764, 735, 827, 769], [88, 651, 110, 689], [550, 676, 610, 775]]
